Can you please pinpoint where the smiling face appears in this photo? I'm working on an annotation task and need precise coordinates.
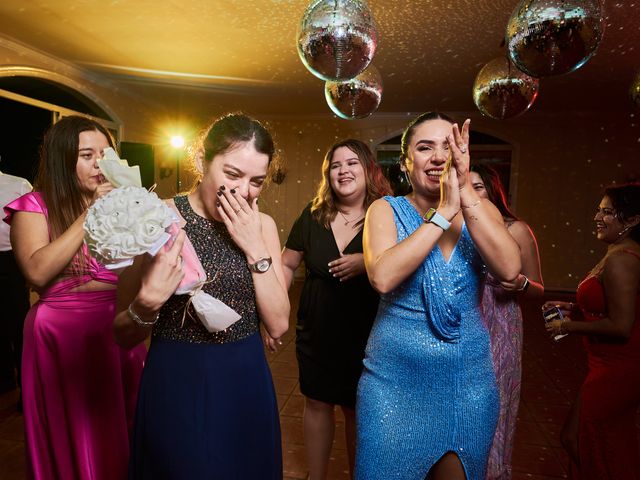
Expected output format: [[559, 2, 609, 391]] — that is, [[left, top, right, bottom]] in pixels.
[[75, 129, 109, 199], [198, 140, 269, 220], [328, 146, 366, 203], [594, 196, 627, 243], [402, 119, 453, 198]]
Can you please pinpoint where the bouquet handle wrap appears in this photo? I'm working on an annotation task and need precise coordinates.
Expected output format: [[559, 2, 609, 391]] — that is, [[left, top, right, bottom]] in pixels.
[[166, 204, 241, 332]]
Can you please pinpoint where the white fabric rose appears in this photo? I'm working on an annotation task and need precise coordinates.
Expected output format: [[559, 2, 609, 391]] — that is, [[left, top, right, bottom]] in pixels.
[[84, 186, 177, 268]]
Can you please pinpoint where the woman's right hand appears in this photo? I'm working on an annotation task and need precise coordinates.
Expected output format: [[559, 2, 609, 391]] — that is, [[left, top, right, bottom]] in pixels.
[[542, 300, 574, 318], [438, 159, 460, 220], [90, 180, 114, 206], [136, 230, 186, 311]]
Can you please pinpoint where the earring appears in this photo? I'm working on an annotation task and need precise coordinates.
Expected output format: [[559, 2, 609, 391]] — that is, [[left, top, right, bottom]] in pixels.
[[618, 224, 632, 237]]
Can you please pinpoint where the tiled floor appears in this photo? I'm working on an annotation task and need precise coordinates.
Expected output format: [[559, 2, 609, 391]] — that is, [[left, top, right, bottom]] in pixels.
[[0, 285, 636, 479]]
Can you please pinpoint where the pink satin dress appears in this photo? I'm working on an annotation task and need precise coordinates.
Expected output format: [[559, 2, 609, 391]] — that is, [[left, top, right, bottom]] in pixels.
[[4, 192, 147, 480]]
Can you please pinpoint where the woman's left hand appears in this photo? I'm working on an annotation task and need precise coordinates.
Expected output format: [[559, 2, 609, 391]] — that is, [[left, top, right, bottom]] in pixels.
[[447, 119, 471, 189], [216, 188, 266, 256], [545, 318, 569, 336], [328, 253, 366, 282]]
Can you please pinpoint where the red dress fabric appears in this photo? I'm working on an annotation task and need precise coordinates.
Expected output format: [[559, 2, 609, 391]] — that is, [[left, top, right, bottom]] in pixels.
[[574, 249, 640, 480]]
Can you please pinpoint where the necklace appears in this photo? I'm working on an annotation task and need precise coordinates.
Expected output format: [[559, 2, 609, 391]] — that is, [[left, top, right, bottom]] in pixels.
[[338, 210, 364, 226]]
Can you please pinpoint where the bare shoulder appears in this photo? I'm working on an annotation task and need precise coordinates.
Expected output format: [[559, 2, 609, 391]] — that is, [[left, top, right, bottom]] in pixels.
[[367, 197, 393, 220], [508, 220, 536, 242], [164, 198, 176, 208], [604, 248, 640, 279], [507, 219, 532, 236]]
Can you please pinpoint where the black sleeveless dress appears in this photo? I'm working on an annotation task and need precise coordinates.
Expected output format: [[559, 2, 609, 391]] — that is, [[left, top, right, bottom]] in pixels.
[[130, 195, 282, 479], [286, 203, 380, 407]]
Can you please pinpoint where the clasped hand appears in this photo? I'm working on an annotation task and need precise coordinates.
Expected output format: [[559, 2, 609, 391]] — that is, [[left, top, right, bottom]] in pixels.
[[438, 120, 471, 218], [328, 253, 365, 282]]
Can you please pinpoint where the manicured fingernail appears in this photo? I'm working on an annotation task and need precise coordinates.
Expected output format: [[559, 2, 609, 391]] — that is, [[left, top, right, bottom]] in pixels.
[[216, 200, 221, 207], [220, 185, 225, 191], [217, 191, 222, 196], [230, 189, 236, 194]]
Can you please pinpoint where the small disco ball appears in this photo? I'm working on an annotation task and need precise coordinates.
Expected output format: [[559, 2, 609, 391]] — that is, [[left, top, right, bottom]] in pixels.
[[324, 65, 382, 119], [506, 0, 604, 77], [297, 0, 377, 81], [473, 57, 539, 120], [631, 72, 640, 108]]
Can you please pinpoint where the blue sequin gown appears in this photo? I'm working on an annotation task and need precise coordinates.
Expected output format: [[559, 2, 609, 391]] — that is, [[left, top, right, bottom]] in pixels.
[[356, 196, 498, 480]]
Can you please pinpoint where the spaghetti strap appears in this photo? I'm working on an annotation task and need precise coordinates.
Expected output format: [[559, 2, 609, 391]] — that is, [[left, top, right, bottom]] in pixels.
[[622, 249, 640, 261]]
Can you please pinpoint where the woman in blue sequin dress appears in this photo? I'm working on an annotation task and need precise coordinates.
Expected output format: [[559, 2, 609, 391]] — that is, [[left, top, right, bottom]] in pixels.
[[356, 112, 522, 480], [113, 114, 290, 479]]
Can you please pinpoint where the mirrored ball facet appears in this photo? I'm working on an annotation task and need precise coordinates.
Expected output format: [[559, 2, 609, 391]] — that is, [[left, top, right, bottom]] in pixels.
[[473, 56, 539, 120], [506, 0, 604, 77], [324, 65, 383, 119], [297, 0, 378, 81]]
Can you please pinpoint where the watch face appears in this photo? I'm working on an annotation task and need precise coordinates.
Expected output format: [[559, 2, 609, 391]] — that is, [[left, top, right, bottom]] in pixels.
[[424, 208, 436, 222], [256, 259, 270, 272]]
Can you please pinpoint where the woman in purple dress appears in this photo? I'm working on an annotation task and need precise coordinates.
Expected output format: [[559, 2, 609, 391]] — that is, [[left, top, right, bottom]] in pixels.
[[3, 116, 146, 480], [470, 164, 544, 479]]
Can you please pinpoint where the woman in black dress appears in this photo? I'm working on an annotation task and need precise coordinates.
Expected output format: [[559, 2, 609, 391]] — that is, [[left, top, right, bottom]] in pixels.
[[279, 139, 391, 479]]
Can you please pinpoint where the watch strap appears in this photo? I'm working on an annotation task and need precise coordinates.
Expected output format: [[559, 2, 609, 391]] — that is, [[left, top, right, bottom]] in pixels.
[[423, 208, 451, 231], [248, 257, 272, 273]]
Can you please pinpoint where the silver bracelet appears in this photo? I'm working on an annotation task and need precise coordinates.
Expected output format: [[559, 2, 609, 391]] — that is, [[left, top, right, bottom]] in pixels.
[[127, 302, 159, 327]]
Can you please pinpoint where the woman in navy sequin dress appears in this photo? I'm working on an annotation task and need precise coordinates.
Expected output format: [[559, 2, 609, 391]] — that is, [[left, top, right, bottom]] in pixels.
[[113, 114, 290, 479], [356, 112, 521, 480]]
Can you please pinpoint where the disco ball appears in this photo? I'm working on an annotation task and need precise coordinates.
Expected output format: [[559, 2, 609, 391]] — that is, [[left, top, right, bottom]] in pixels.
[[506, 0, 604, 77], [325, 65, 382, 119], [297, 0, 377, 81], [631, 72, 640, 108], [473, 57, 539, 120]]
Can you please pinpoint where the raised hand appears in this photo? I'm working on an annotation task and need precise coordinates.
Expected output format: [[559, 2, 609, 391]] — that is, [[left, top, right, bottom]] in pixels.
[[90, 180, 114, 206], [447, 119, 471, 190], [438, 157, 461, 220], [216, 187, 267, 257]]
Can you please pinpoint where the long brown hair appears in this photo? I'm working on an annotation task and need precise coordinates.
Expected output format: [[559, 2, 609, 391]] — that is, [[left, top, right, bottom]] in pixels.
[[34, 115, 115, 240], [311, 139, 392, 228]]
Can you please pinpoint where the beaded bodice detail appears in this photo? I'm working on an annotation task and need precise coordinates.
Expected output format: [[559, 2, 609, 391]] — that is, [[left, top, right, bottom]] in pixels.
[[152, 195, 259, 344]]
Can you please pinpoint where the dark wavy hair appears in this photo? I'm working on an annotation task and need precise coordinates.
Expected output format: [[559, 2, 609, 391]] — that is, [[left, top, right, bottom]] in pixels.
[[34, 115, 115, 240], [194, 112, 279, 187], [400, 111, 456, 165], [470, 164, 519, 221], [604, 182, 640, 242], [311, 139, 392, 228]]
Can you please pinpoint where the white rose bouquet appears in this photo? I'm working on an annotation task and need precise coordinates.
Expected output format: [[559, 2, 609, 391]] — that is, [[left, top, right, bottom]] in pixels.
[[84, 186, 177, 269], [83, 148, 177, 270]]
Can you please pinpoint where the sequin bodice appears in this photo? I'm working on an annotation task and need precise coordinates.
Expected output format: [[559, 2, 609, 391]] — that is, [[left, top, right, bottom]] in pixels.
[[152, 195, 259, 344]]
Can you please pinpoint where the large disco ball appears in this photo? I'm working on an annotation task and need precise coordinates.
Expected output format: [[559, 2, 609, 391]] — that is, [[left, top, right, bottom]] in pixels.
[[506, 0, 604, 77], [297, 0, 377, 81], [473, 57, 539, 120], [325, 65, 382, 119], [631, 72, 640, 108]]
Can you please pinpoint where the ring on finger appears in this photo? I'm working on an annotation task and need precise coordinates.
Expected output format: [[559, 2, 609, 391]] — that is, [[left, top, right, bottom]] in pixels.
[[459, 144, 468, 153], [234, 208, 241, 214]]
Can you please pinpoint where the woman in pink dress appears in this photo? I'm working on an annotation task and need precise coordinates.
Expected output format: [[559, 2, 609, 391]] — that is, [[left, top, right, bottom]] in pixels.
[[470, 164, 545, 480], [3, 115, 147, 480]]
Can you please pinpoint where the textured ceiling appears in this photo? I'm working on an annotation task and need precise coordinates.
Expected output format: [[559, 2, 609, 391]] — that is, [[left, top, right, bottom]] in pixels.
[[0, 0, 638, 117]]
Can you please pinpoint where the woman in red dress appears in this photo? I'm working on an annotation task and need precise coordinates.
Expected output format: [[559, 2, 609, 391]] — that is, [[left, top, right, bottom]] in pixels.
[[545, 182, 640, 480]]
